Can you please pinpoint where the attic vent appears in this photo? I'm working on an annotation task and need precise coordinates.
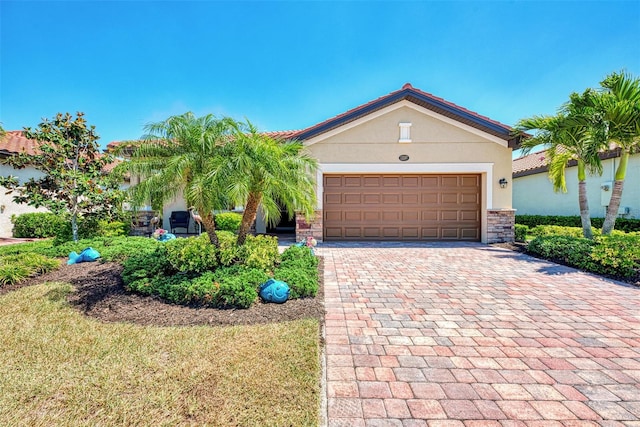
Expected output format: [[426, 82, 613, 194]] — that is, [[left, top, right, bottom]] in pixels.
[[399, 122, 412, 143]]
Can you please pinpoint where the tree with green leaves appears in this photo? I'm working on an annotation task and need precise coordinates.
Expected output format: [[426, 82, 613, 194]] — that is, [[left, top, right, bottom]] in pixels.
[[0, 112, 124, 241], [209, 121, 318, 246], [589, 71, 640, 235], [117, 112, 237, 247], [516, 91, 607, 239]]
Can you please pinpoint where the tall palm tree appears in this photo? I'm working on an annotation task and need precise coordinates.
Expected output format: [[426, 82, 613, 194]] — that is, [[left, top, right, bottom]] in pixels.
[[209, 121, 318, 246], [516, 96, 606, 239], [590, 71, 640, 235], [118, 112, 237, 247]]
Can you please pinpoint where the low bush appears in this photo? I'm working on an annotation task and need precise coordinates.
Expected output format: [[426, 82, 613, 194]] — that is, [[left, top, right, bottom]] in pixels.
[[527, 234, 640, 278], [165, 234, 218, 273], [274, 245, 318, 298], [0, 253, 61, 286], [514, 224, 528, 242], [12, 213, 64, 238], [238, 235, 279, 271], [215, 212, 242, 232], [529, 225, 627, 239], [36, 236, 160, 262], [516, 215, 640, 233], [98, 220, 129, 237]]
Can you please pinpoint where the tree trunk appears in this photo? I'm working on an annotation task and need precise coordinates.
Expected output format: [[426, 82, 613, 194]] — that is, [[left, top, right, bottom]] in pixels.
[[237, 192, 261, 246], [578, 180, 593, 239], [201, 213, 219, 248], [602, 151, 629, 235], [71, 195, 79, 242]]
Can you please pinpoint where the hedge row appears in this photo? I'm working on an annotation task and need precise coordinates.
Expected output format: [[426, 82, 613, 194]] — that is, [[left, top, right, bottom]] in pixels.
[[527, 234, 640, 278], [516, 215, 640, 233]]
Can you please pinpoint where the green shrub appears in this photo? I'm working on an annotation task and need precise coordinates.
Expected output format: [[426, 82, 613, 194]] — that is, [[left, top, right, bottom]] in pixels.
[[273, 266, 318, 298], [237, 235, 279, 271], [121, 245, 174, 288], [11, 213, 64, 238], [529, 225, 586, 238], [39, 236, 159, 262], [165, 234, 219, 273], [274, 245, 319, 298], [527, 234, 640, 278], [590, 235, 640, 277], [215, 212, 243, 232], [217, 231, 241, 267], [516, 215, 640, 233], [97, 220, 129, 237], [514, 224, 528, 242], [214, 266, 268, 308]]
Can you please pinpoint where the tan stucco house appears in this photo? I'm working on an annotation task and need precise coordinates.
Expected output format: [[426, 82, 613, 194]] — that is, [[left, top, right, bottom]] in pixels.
[[118, 83, 521, 243], [260, 83, 520, 243], [513, 148, 639, 219]]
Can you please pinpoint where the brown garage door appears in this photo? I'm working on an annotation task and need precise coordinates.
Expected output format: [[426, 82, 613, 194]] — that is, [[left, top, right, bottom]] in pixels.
[[323, 174, 480, 241]]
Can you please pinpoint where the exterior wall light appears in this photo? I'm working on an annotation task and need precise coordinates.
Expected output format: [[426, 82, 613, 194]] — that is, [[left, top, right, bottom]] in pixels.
[[499, 178, 508, 188]]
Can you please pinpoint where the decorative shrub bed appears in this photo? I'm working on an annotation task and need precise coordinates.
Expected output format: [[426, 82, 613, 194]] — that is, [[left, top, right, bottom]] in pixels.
[[527, 232, 640, 278], [516, 214, 640, 233], [122, 232, 319, 308]]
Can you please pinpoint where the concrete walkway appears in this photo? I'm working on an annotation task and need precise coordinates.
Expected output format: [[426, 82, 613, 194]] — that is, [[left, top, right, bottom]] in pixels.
[[317, 242, 640, 426]]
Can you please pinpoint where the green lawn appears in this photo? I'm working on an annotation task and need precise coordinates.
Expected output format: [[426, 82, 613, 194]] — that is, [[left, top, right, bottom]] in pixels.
[[0, 282, 321, 426]]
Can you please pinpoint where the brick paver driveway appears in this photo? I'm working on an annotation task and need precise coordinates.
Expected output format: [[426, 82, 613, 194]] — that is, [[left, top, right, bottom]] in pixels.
[[317, 242, 640, 426]]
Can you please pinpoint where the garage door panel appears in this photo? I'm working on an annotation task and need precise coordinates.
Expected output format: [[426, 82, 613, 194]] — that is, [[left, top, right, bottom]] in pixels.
[[363, 211, 380, 221], [382, 228, 400, 238], [325, 193, 342, 205], [460, 192, 479, 203], [343, 193, 361, 204], [344, 211, 361, 221], [363, 227, 380, 237], [344, 176, 361, 186], [363, 194, 380, 204], [325, 211, 342, 222], [383, 176, 400, 187], [323, 174, 480, 241], [382, 193, 401, 204], [441, 210, 459, 221], [363, 176, 381, 186], [441, 176, 459, 187], [382, 211, 400, 221], [324, 176, 343, 187], [402, 193, 419, 204], [441, 193, 458, 204], [422, 193, 438, 204]]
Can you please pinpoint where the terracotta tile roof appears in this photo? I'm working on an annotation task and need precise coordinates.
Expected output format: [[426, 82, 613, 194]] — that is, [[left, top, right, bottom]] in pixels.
[[1, 130, 120, 173], [513, 146, 624, 178], [293, 83, 520, 147], [512, 150, 550, 176], [0, 131, 40, 156]]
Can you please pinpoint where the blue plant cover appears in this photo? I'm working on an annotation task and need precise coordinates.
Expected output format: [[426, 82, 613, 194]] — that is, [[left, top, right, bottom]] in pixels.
[[67, 247, 101, 265], [259, 278, 290, 304], [158, 233, 176, 242]]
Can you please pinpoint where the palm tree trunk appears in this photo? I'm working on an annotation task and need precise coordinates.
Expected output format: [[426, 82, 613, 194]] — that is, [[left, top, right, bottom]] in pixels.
[[578, 180, 593, 239], [602, 150, 629, 235], [237, 192, 261, 246], [576, 162, 593, 239], [201, 213, 219, 248]]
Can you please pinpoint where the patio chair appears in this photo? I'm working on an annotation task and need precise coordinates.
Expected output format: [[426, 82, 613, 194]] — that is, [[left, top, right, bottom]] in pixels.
[[169, 210, 191, 234]]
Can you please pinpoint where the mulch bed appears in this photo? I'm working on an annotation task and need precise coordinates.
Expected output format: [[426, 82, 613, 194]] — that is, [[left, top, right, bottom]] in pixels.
[[1, 259, 325, 327]]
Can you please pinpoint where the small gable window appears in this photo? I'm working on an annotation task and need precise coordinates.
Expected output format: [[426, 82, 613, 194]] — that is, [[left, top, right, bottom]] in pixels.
[[399, 122, 412, 143]]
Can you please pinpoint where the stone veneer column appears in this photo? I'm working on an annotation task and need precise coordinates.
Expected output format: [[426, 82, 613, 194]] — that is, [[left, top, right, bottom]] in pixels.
[[296, 210, 323, 242], [486, 209, 516, 243]]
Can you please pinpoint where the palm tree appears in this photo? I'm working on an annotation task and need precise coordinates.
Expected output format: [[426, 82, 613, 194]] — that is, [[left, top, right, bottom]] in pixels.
[[590, 71, 640, 235], [118, 112, 237, 247], [209, 121, 318, 246], [516, 95, 606, 239]]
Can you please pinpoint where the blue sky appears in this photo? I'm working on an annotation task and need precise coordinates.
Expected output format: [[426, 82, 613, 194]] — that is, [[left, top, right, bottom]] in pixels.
[[1, 0, 639, 151]]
